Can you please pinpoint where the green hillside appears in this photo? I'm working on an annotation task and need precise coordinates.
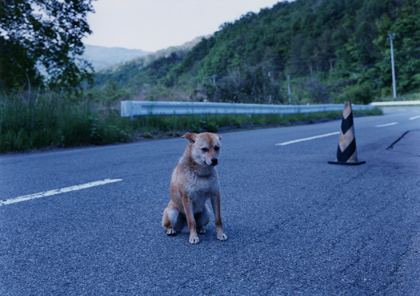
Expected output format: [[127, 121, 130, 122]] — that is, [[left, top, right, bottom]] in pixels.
[[91, 0, 420, 104]]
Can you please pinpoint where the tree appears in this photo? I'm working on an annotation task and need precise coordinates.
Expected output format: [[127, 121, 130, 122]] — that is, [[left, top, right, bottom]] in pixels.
[[0, 0, 95, 91], [202, 61, 283, 104], [373, 3, 420, 95], [88, 0, 420, 101]]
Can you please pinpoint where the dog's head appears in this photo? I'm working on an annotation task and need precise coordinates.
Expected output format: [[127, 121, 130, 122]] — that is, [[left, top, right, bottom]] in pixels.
[[182, 132, 222, 166]]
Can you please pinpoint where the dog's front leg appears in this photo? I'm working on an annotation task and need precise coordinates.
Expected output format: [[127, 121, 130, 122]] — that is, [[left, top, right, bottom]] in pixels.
[[181, 194, 199, 244], [211, 192, 228, 241]]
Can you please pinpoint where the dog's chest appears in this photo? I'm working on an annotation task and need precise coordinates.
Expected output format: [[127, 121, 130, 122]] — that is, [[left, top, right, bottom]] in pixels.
[[187, 176, 218, 212], [186, 174, 219, 199]]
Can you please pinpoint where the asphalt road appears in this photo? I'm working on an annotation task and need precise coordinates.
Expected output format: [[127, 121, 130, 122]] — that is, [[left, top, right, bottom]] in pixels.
[[1, 107, 419, 295]]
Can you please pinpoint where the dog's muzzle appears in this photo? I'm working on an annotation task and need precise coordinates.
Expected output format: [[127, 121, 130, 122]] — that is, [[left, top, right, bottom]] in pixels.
[[210, 158, 218, 166]]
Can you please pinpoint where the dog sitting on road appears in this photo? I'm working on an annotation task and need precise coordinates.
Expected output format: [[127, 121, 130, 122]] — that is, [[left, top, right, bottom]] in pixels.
[[162, 132, 228, 244]]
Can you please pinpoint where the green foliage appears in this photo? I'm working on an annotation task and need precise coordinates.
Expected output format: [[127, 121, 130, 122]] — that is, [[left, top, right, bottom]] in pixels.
[[90, 0, 420, 102], [201, 62, 284, 104], [170, 37, 216, 79], [373, 2, 420, 95], [0, 89, 384, 153], [0, 37, 44, 90], [336, 83, 374, 104], [0, 0, 94, 91], [0, 91, 129, 153], [93, 52, 185, 95]]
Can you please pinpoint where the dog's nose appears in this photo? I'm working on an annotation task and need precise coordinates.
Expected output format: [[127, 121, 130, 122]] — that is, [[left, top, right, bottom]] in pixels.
[[211, 158, 218, 166]]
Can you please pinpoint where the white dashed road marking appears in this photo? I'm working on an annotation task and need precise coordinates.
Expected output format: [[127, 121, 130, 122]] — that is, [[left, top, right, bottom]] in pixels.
[[409, 115, 420, 120], [375, 122, 398, 127], [275, 132, 340, 146], [1, 179, 123, 206]]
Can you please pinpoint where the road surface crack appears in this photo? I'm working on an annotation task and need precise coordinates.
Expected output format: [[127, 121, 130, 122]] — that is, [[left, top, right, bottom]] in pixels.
[[386, 131, 410, 150]]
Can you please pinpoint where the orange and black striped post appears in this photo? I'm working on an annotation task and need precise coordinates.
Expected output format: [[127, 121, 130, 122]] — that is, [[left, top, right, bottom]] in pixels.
[[328, 101, 365, 165]]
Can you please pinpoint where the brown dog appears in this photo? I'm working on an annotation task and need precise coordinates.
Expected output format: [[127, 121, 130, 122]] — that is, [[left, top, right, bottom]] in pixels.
[[162, 132, 227, 244]]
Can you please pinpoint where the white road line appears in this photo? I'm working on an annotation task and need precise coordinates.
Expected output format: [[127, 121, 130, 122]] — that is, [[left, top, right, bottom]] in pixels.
[[275, 132, 340, 146], [409, 115, 420, 120], [375, 122, 398, 127], [0, 179, 123, 206]]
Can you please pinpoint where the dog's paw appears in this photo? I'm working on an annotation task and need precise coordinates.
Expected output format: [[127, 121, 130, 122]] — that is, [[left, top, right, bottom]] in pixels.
[[166, 229, 176, 236], [197, 227, 206, 234], [189, 235, 200, 244], [217, 233, 228, 241]]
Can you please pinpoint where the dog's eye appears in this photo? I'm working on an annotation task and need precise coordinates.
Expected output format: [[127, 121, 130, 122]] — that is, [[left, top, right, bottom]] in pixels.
[[202, 148, 209, 152], [214, 146, 220, 151]]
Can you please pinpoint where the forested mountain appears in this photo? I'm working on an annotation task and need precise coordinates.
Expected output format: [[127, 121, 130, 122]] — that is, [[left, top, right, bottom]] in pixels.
[[82, 45, 150, 70], [92, 0, 420, 104], [92, 36, 208, 90]]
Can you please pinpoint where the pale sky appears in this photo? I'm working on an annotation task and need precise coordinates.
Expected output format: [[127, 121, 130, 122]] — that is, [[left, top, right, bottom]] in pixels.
[[84, 0, 284, 52]]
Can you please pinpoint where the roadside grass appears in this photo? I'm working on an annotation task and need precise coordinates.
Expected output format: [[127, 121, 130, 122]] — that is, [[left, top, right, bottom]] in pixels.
[[0, 92, 383, 153], [128, 108, 382, 135], [372, 92, 420, 102]]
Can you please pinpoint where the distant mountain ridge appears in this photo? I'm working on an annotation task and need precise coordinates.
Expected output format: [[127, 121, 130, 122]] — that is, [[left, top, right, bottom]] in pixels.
[[96, 35, 211, 73], [82, 45, 151, 70], [93, 35, 210, 87]]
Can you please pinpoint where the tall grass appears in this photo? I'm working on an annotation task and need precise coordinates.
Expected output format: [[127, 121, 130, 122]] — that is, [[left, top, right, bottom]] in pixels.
[[372, 92, 420, 102], [125, 109, 382, 134], [0, 91, 130, 153], [0, 90, 382, 153]]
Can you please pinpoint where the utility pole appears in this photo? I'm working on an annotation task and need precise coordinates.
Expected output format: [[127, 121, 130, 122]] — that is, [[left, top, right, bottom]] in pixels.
[[287, 75, 291, 104], [309, 62, 313, 79], [211, 75, 218, 86], [387, 33, 397, 99]]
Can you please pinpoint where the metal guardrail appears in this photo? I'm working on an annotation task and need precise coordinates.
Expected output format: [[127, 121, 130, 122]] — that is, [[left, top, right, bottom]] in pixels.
[[121, 101, 376, 118], [369, 100, 420, 106]]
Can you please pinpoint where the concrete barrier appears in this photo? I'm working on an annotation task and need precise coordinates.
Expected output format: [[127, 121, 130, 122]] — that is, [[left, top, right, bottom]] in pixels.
[[369, 101, 420, 106]]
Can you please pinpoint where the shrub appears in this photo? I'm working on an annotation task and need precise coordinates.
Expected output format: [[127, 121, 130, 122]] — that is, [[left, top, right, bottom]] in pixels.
[[336, 83, 374, 104]]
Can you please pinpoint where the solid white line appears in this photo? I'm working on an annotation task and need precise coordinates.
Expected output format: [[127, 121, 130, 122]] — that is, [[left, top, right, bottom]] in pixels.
[[275, 132, 340, 146], [375, 122, 398, 127], [409, 115, 420, 120], [0, 179, 123, 206]]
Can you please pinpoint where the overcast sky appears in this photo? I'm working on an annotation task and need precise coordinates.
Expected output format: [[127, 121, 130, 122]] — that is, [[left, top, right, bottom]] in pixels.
[[83, 0, 284, 52]]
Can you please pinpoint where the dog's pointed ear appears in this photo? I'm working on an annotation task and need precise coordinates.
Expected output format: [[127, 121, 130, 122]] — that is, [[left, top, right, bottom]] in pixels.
[[182, 132, 197, 143], [214, 133, 222, 140]]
